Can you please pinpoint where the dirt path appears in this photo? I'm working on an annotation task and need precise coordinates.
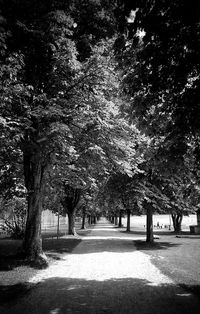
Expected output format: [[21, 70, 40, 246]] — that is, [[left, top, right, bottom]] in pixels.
[[0, 218, 200, 314]]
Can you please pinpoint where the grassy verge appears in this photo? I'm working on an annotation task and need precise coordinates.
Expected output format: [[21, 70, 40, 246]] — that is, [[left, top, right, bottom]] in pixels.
[[134, 233, 200, 297]]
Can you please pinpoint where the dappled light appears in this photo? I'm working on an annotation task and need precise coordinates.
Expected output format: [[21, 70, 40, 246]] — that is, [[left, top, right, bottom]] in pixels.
[[1, 278, 199, 314]]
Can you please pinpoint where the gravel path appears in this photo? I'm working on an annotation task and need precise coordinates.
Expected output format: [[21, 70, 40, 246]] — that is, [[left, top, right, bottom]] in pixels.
[[0, 218, 200, 313]]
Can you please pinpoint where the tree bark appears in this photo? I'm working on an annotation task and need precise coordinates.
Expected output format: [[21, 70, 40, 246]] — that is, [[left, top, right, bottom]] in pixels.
[[90, 216, 93, 224], [57, 212, 60, 239], [88, 215, 91, 224], [118, 210, 123, 227], [126, 209, 131, 232], [114, 215, 118, 225], [61, 184, 81, 235], [23, 152, 48, 268], [171, 213, 183, 233], [197, 209, 200, 226], [81, 208, 86, 229], [146, 207, 154, 243], [68, 211, 77, 235]]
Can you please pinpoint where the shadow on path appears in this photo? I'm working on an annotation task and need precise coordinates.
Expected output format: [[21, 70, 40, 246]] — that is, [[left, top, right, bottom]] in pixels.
[[134, 240, 180, 251], [1, 277, 200, 314], [0, 283, 34, 305]]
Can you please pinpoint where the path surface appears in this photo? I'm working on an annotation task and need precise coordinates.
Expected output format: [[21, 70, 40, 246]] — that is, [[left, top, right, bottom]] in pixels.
[[1, 218, 200, 314]]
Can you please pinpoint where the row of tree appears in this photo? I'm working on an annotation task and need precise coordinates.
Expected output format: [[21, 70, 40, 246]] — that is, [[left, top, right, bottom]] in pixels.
[[0, 0, 141, 267], [1, 0, 200, 267]]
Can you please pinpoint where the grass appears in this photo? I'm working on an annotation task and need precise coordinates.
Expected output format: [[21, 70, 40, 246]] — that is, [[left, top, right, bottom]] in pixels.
[[134, 232, 200, 297]]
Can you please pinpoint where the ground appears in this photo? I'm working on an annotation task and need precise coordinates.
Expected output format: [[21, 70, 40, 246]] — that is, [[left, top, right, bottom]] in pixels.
[[0, 218, 200, 314]]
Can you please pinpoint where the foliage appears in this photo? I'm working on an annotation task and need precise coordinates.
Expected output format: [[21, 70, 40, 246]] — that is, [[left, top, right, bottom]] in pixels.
[[0, 1, 120, 259], [117, 1, 200, 181], [0, 196, 27, 238], [112, 1, 200, 224], [43, 38, 145, 224]]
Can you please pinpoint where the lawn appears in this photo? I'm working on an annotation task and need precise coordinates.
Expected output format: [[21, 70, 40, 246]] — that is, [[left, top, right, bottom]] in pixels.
[[134, 232, 200, 297]]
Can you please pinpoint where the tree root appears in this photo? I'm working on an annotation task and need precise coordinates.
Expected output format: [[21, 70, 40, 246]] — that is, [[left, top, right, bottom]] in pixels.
[[28, 253, 49, 269]]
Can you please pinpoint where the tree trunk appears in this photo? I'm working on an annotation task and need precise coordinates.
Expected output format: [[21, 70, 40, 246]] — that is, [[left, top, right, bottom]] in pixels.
[[171, 213, 183, 233], [114, 215, 118, 225], [197, 209, 200, 226], [88, 215, 91, 224], [61, 184, 81, 235], [118, 210, 123, 227], [111, 216, 114, 224], [23, 153, 48, 268], [126, 209, 131, 232], [146, 207, 154, 243], [90, 216, 93, 224], [68, 211, 77, 235], [57, 212, 60, 239], [81, 209, 86, 229]]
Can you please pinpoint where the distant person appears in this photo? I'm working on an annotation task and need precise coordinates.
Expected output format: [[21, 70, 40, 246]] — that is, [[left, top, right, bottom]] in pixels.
[[157, 222, 160, 228]]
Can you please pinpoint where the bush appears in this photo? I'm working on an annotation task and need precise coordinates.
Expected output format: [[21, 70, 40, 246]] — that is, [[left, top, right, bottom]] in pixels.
[[0, 197, 27, 239]]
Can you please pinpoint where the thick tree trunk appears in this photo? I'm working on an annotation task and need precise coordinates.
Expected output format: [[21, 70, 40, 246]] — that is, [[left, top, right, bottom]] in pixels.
[[126, 209, 131, 232], [114, 215, 118, 225], [118, 210, 123, 227], [68, 211, 77, 235], [171, 213, 183, 233], [23, 153, 48, 268], [111, 216, 114, 224], [146, 207, 154, 243]]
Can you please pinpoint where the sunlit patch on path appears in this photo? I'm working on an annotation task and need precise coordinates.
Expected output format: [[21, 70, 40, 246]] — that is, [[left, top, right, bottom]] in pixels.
[[29, 219, 173, 287], [86, 227, 118, 231], [29, 250, 173, 286], [81, 236, 146, 240]]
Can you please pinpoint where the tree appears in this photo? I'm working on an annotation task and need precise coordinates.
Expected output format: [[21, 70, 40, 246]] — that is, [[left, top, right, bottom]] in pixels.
[[121, 0, 200, 133], [61, 184, 82, 235], [0, 0, 122, 266], [0, 9, 78, 266], [80, 204, 87, 230], [113, 1, 200, 239], [43, 36, 144, 237], [131, 144, 198, 237], [100, 173, 138, 232], [118, 1, 200, 180]]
